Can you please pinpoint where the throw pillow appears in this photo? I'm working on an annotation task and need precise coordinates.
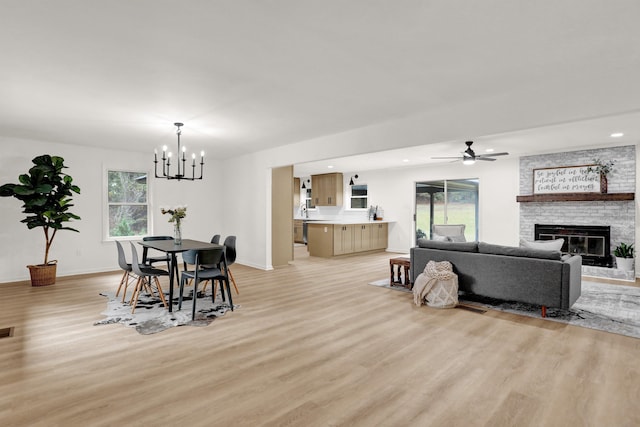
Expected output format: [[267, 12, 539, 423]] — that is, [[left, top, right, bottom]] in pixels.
[[432, 234, 450, 242], [520, 238, 564, 251]]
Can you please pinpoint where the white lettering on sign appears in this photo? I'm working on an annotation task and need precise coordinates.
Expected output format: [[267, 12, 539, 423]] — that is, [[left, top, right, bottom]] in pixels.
[[533, 166, 600, 194]]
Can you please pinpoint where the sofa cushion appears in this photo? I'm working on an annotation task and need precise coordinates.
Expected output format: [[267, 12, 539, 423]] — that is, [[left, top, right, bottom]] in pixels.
[[478, 242, 562, 260], [520, 238, 564, 251], [417, 239, 478, 252]]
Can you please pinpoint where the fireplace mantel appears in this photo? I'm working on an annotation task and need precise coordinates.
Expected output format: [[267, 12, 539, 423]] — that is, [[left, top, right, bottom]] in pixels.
[[517, 193, 635, 203]]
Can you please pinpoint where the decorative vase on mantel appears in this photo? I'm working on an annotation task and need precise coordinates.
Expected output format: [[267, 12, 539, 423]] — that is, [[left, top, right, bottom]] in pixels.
[[600, 173, 608, 194], [174, 222, 182, 245]]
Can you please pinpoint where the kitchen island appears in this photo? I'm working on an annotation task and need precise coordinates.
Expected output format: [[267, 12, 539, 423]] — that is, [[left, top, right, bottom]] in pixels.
[[306, 220, 392, 257]]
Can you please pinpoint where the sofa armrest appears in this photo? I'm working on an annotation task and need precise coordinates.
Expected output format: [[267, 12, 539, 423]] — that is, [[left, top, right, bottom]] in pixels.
[[563, 255, 582, 308]]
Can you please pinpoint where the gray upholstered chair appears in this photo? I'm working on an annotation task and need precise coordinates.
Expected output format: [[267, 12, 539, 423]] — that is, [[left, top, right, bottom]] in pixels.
[[179, 247, 233, 320], [223, 235, 239, 294], [432, 224, 466, 242], [115, 240, 136, 303], [129, 242, 169, 314], [141, 235, 173, 270]]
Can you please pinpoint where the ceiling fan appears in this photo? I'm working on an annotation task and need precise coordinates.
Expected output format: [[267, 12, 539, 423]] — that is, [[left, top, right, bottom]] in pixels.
[[432, 141, 509, 164]]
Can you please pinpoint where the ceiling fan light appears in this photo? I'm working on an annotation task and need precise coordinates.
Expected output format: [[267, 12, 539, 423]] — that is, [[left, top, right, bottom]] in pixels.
[[463, 159, 476, 165]]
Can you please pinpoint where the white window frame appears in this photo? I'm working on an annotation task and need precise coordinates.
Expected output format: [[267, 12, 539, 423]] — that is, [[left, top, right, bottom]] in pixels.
[[103, 167, 152, 241], [348, 183, 368, 210]]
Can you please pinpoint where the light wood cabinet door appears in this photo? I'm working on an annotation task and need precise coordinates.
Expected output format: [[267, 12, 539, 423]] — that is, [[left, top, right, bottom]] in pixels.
[[311, 173, 343, 206], [333, 224, 354, 255], [354, 223, 372, 252], [370, 223, 388, 249]]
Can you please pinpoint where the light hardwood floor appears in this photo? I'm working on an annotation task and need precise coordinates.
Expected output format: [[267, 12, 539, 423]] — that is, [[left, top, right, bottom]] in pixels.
[[1, 247, 639, 426]]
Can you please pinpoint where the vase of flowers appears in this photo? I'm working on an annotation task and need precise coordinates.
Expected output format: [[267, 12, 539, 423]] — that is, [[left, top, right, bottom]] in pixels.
[[161, 206, 187, 245], [586, 159, 615, 194]]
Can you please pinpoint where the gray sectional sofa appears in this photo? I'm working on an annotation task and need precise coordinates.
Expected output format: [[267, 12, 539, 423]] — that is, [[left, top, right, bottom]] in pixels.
[[410, 240, 582, 314]]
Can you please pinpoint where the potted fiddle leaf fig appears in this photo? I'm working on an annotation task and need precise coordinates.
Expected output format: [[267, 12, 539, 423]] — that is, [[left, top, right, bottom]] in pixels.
[[0, 155, 81, 286], [614, 242, 634, 271]]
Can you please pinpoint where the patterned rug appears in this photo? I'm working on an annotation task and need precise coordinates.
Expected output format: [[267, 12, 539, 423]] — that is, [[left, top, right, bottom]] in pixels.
[[94, 289, 237, 335], [369, 279, 640, 339]]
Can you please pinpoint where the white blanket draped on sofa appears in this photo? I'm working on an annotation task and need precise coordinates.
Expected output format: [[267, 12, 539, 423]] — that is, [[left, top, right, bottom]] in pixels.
[[413, 260, 458, 308]]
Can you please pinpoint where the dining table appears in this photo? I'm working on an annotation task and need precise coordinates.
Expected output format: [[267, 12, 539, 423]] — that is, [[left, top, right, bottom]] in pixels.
[[138, 238, 223, 312]]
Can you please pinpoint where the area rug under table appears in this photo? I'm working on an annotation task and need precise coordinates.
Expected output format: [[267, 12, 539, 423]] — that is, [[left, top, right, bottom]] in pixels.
[[368, 279, 640, 339], [94, 289, 237, 335]]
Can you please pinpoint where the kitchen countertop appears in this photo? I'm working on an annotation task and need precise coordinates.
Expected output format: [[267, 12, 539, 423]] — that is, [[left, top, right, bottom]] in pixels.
[[298, 219, 394, 225]]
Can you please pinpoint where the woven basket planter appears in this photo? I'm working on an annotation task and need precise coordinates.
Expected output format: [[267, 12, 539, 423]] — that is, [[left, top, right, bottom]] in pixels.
[[27, 261, 57, 286]]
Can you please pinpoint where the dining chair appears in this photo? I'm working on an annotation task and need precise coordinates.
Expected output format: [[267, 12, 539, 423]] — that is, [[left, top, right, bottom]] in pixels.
[[129, 242, 169, 314], [211, 234, 221, 244], [142, 235, 173, 270], [223, 235, 239, 294], [181, 249, 199, 291], [179, 247, 233, 321], [182, 249, 218, 295], [115, 240, 137, 303]]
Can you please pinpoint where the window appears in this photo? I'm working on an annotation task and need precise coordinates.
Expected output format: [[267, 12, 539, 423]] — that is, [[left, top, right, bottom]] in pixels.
[[350, 184, 368, 209], [305, 188, 315, 209], [415, 179, 479, 242], [106, 170, 149, 238]]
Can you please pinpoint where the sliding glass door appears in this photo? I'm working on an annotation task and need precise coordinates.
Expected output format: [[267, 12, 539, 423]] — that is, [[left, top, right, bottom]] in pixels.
[[415, 179, 479, 243]]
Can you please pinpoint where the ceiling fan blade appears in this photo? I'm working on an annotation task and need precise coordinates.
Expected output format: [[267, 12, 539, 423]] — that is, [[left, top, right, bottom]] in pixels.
[[485, 152, 509, 157], [431, 156, 463, 160], [476, 157, 496, 161]]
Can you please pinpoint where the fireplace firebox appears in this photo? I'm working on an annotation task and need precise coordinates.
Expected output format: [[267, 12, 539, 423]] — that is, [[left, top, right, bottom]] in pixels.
[[534, 224, 611, 267]]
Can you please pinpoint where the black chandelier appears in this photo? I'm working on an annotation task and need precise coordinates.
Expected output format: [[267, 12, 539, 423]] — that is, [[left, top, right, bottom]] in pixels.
[[154, 122, 204, 181]]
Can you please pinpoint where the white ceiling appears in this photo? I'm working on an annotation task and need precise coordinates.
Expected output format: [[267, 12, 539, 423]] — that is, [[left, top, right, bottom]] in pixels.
[[2, 1, 640, 172]]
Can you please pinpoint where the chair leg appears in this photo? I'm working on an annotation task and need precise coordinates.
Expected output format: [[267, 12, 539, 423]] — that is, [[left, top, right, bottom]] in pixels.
[[201, 280, 210, 294], [225, 278, 234, 311], [130, 277, 145, 314], [178, 276, 185, 310], [212, 281, 218, 303], [192, 280, 198, 321], [228, 268, 239, 294], [116, 270, 128, 297], [154, 277, 168, 309], [219, 279, 226, 303]]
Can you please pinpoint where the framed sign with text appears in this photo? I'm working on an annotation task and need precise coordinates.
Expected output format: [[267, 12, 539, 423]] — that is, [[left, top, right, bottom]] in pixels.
[[533, 165, 600, 194]]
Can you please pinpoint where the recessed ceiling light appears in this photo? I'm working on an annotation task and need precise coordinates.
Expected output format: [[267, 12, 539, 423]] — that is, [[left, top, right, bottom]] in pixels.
[[327, 165, 334, 169], [402, 159, 409, 163], [610, 132, 624, 138], [485, 148, 495, 153]]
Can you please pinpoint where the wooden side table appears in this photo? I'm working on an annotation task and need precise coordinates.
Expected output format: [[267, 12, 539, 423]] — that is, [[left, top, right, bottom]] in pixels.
[[389, 257, 411, 289]]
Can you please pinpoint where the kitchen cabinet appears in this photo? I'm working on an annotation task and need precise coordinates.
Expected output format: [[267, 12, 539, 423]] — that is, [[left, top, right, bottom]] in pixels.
[[308, 224, 334, 257], [311, 173, 343, 206], [353, 223, 372, 252], [294, 219, 304, 243], [370, 223, 388, 249], [307, 221, 390, 257], [333, 224, 354, 255]]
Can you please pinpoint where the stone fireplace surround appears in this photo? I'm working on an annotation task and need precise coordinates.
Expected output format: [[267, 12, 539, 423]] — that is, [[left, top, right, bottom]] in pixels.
[[519, 145, 636, 280]]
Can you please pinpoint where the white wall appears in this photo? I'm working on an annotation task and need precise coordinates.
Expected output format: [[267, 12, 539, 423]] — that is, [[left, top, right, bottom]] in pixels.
[[0, 137, 223, 283]]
